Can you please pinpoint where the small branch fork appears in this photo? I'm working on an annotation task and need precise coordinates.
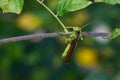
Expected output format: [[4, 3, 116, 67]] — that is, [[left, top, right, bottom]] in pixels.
[[0, 32, 111, 44]]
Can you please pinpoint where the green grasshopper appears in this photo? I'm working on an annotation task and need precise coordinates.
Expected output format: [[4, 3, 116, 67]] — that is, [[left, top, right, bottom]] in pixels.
[[62, 27, 83, 64], [62, 21, 94, 64]]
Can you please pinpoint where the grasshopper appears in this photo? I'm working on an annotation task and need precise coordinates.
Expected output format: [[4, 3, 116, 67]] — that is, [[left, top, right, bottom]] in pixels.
[[62, 27, 83, 64]]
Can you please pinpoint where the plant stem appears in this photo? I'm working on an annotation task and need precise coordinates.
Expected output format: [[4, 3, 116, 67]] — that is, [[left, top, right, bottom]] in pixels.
[[36, 0, 68, 33], [0, 32, 110, 44]]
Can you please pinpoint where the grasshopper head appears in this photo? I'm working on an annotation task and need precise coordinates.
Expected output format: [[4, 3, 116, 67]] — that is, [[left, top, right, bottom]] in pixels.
[[73, 27, 80, 32]]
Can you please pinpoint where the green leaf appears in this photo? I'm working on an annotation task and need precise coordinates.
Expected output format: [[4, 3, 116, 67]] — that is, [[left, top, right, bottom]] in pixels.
[[95, 0, 120, 5], [0, 0, 24, 14], [57, 0, 92, 16], [108, 28, 120, 40]]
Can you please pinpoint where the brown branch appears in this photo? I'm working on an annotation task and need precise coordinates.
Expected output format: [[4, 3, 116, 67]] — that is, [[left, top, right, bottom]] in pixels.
[[0, 32, 110, 44]]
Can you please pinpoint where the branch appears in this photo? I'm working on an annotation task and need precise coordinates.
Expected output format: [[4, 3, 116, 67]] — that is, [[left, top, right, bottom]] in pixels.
[[0, 32, 110, 44]]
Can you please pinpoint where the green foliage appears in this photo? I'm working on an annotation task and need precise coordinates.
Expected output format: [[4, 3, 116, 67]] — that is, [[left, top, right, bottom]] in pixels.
[[56, 0, 92, 16], [95, 0, 120, 5], [108, 28, 120, 40], [0, 0, 24, 14], [1, 0, 120, 80]]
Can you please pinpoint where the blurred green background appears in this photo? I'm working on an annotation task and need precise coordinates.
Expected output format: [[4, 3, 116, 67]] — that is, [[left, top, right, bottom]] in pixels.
[[0, 0, 120, 80]]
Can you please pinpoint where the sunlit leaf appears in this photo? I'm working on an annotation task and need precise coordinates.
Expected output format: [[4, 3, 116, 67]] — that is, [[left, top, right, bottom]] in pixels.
[[0, 0, 24, 14], [95, 0, 120, 5], [108, 28, 120, 40], [57, 0, 92, 16]]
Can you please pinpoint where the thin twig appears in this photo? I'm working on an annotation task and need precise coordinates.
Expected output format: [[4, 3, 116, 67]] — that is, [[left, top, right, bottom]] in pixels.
[[36, 0, 68, 33], [0, 32, 110, 44]]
